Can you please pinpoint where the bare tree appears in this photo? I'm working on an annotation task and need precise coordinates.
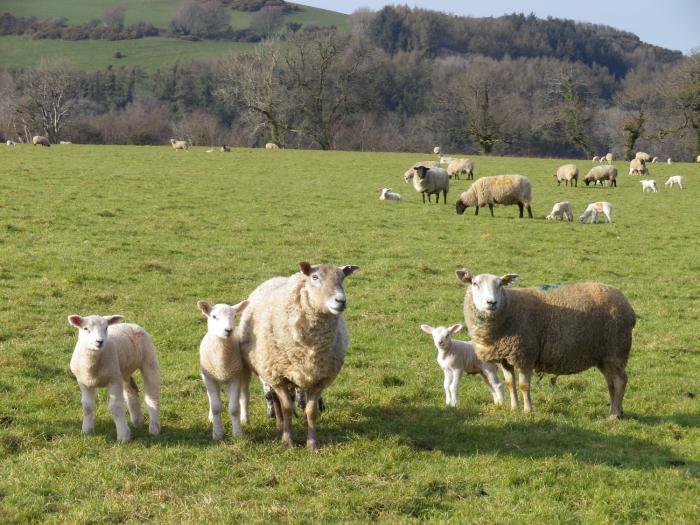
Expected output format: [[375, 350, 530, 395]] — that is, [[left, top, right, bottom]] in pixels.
[[249, 6, 284, 39], [170, 1, 230, 38], [547, 75, 593, 158], [668, 52, 700, 156], [102, 5, 126, 27]]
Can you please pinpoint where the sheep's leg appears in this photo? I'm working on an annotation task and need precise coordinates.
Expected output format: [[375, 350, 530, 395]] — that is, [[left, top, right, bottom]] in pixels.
[[518, 369, 533, 413], [202, 372, 225, 441], [142, 360, 161, 436], [107, 381, 131, 442], [443, 369, 452, 405], [239, 368, 250, 424], [475, 206, 479, 216], [123, 377, 144, 427], [488, 203, 494, 216], [78, 383, 96, 435], [304, 388, 323, 452], [599, 363, 627, 419], [449, 369, 461, 407], [272, 392, 283, 430], [274, 387, 295, 447], [500, 362, 518, 410], [442, 189, 447, 204], [422, 192, 426, 204], [481, 367, 504, 405], [226, 380, 242, 437], [527, 205, 533, 219], [517, 202, 524, 218], [605, 211, 612, 223]]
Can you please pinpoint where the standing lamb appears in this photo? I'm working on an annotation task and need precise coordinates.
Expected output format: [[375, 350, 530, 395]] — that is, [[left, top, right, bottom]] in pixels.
[[579, 201, 613, 223], [410, 165, 450, 204], [628, 158, 648, 176], [237, 262, 359, 451], [32, 135, 50, 147], [584, 165, 617, 187], [170, 139, 189, 150], [447, 158, 475, 180], [67, 314, 161, 442], [605, 153, 613, 163], [635, 152, 652, 162], [546, 201, 573, 222], [640, 180, 658, 193], [454, 270, 635, 418], [420, 324, 504, 407], [378, 187, 401, 201], [455, 175, 533, 218], [664, 176, 685, 189], [265, 142, 280, 150], [554, 164, 578, 187], [6, 140, 16, 146]]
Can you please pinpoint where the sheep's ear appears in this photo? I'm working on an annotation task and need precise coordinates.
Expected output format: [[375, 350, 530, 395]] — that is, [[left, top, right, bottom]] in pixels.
[[299, 262, 312, 275], [449, 324, 462, 334], [67, 315, 83, 328], [500, 274, 519, 286], [341, 265, 359, 276], [197, 301, 211, 316], [104, 315, 124, 326], [233, 300, 249, 315], [455, 269, 473, 284], [420, 324, 433, 334]]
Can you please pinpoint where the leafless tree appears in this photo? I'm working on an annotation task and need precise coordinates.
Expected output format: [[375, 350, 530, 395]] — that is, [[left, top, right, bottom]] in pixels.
[[170, 1, 230, 38], [102, 5, 126, 27], [249, 6, 284, 39]]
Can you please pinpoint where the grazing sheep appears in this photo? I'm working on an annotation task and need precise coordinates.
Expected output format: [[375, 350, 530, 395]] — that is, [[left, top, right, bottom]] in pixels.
[[197, 300, 250, 441], [238, 262, 359, 451], [628, 158, 648, 176], [378, 187, 401, 201], [447, 158, 475, 180], [265, 142, 279, 150], [433, 146, 441, 155], [554, 164, 578, 187], [454, 270, 635, 418], [605, 153, 613, 163], [667, 158, 672, 164], [584, 165, 617, 187], [546, 201, 573, 222], [170, 139, 189, 150], [6, 139, 16, 146], [456, 175, 532, 218], [592, 155, 600, 163], [640, 179, 658, 193], [420, 324, 504, 407], [220, 145, 230, 152], [651, 157, 658, 163], [67, 314, 161, 442], [59, 140, 72, 145], [579, 201, 613, 223], [410, 165, 450, 204], [664, 176, 685, 189], [439, 155, 457, 165], [32, 135, 50, 147], [635, 152, 652, 162]]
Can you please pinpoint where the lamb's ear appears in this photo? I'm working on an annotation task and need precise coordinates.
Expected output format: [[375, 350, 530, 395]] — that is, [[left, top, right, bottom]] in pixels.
[[341, 265, 359, 276], [104, 315, 125, 326], [500, 274, 519, 286], [299, 261, 312, 275], [455, 269, 473, 284], [420, 324, 433, 334], [67, 315, 83, 328], [197, 301, 211, 316], [449, 324, 462, 334], [233, 300, 249, 315]]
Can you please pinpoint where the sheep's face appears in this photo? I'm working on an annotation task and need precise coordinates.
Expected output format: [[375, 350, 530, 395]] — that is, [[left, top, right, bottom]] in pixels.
[[455, 270, 519, 315], [456, 199, 467, 214], [198, 301, 248, 339], [403, 170, 414, 183], [414, 166, 429, 180], [420, 324, 462, 351], [299, 262, 359, 315], [68, 314, 124, 351]]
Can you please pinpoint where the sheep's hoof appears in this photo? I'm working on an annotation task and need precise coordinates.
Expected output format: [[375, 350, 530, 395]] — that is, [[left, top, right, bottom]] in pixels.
[[608, 413, 621, 421], [149, 423, 160, 436], [307, 440, 319, 453], [212, 431, 225, 441], [281, 436, 293, 448], [117, 433, 131, 443]]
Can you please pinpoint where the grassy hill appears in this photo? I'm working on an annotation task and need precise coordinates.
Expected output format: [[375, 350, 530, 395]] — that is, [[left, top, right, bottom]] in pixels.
[[0, 145, 698, 522]]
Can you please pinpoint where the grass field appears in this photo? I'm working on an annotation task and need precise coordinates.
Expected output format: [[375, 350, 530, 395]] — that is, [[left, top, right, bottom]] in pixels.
[[0, 146, 698, 523]]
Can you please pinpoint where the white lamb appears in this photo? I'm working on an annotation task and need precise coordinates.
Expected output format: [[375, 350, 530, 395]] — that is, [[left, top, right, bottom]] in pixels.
[[433, 146, 441, 155], [667, 158, 672, 164], [592, 156, 600, 163], [420, 324, 504, 407], [546, 201, 573, 222], [378, 187, 401, 201], [6, 140, 16, 146], [579, 201, 613, 224], [664, 176, 685, 189], [640, 179, 658, 193]]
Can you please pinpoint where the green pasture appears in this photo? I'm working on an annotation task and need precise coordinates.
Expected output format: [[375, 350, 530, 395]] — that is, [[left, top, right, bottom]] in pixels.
[[0, 145, 698, 523]]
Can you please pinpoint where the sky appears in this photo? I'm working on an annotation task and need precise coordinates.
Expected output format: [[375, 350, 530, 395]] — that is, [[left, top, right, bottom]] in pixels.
[[303, 0, 699, 54]]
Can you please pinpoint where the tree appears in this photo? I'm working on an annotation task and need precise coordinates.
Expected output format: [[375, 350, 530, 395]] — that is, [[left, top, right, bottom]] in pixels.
[[170, 1, 230, 38], [670, 52, 700, 156], [249, 6, 284, 39], [548, 76, 593, 158], [102, 5, 126, 27]]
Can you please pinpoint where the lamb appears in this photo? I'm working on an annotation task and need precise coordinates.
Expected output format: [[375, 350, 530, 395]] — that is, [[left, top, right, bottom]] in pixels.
[[554, 164, 578, 187], [67, 314, 160, 442], [628, 158, 648, 176], [170, 139, 189, 150], [667, 158, 672, 164], [238, 262, 359, 451], [420, 324, 504, 407], [696, 155, 700, 163], [592, 156, 600, 163], [32, 135, 50, 147], [664, 176, 685, 189], [640, 179, 658, 193], [454, 270, 635, 418], [410, 165, 450, 204], [605, 153, 613, 163], [6, 139, 16, 146], [546, 201, 573, 222], [265, 142, 279, 150], [455, 174, 532, 218], [439, 155, 457, 165], [651, 157, 658, 163], [579, 201, 613, 223], [447, 158, 475, 180], [433, 146, 441, 155], [378, 187, 401, 201], [584, 165, 617, 187], [59, 140, 72, 145], [635, 152, 652, 162], [197, 300, 250, 441]]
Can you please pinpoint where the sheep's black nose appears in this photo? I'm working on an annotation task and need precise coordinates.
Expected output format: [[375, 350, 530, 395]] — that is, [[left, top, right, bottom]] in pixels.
[[224, 329, 232, 337], [95, 340, 104, 347], [487, 300, 497, 306]]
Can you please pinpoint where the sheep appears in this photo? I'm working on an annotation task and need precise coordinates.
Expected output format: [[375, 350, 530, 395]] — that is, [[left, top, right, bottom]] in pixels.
[[402, 161, 438, 183], [583, 165, 617, 187], [197, 300, 250, 441], [664, 176, 685, 189], [6, 139, 16, 146], [454, 270, 635, 418], [640, 179, 658, 193], [420, 324, 504, 407], [433, 146, 441, 155], [635, 152, 652, 162], [32, 135, 50, 147], [206, 148, 214, 153], [59, 140, 72, 145], [170, 139, 189, 150], [592, 156, 600, 163], [554, 164, 578, 187], [378, 187, 401, 201], [410, 165, 450, 204], [220, 145, 230, 152], [605, 153, 613, 163], [651, 157, 658, 163], [447, 158, 475, 180], [67, 314, 160, 442], [439, 155, 457, 165], [546, 201, 573, 222], [579, 201, 613, 223], [455, 174, 532, 218], [667, 158, 672, 164], [238, 262, 359, 451], [265, 142, 279, 150], [696, 155, 700, 163], [628, 158, 648, 176]]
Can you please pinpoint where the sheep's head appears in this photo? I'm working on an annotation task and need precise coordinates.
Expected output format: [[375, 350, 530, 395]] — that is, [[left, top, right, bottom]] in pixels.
[[455, 270, 519, 315], [414, 165, 429, 180], [198, 300, 248, 339], [455, 198, 467, 214], [299, 262, 359, 315], [420, 324, 461, 351], [68, 314, 124, 351]]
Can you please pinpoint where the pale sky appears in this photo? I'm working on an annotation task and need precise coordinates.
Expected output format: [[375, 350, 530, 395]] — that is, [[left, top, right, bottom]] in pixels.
[[306, 1, 699, 54]]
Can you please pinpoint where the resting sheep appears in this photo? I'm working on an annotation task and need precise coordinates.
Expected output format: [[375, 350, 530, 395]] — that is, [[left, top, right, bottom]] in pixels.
[[579, 201, 612, 223], [32, 135, 50, 147], [546, 201, 573, 222], [454, 270, 635, 418], [238, 262, 359, 451], [554, 164, 578, 187], [635, 152, 652, 162], [265, 142, 279, 150], [170, 139, 189, 150], [410, 165, 450, 204], [420, 324, 504, 407], [68, 314, 161, 442], [59, 140, 72, 145], [378, 187, 401, 201], [456, 175, 532, 218], [447, 158, 475, 180], [665, 176, 685, 189], [628, 158, 648, 176], [584, 165, 617, 187], [640, 179, 658, 193]]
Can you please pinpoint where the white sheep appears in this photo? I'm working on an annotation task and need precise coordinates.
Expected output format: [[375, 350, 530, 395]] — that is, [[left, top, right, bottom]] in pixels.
[[197, 300, 250, 440], [592, 155, 600, 163], [420, 324, 504, 407], [579, 201, 612, 224], [439, 155, 457, 165], [433, 146, 441, 155], [447, 158, 475, 180], [651, 157, 658, 163], [59, 140, 72, 145], [635, 152, 652, 162], [67, 314, 161, 442], [605, 153, 613, 163], [456, 175, 532, 218], [32, 135, 50, 147], [584, 165, 617, 187], [640, 179, 658, 193], [664, 176, 685, 189], [410, 165, 450, 204], [554, 164, 578, 187], [546, 201, 573, 222], [628, 158, 648, 176], [170, 139, 189, 150], [265, 142, 279, 150], [378, 187, 401, 201], [6, 139, 16, 146], [696, 155, 700, 163], [667, 158, 672, 164]]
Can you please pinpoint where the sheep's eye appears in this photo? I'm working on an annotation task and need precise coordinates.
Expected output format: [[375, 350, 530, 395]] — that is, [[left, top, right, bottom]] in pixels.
[[83, 327, 89, 332], [312, 274, 319, 281], [212, 315, 218, 320]]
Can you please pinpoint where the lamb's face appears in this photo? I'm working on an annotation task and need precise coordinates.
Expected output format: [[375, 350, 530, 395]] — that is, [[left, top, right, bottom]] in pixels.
[[421, 324, 462, 351], [198, 301, 248, 339], [68, 314, 124, 351], [299, 262, 359, 315], [455, 270, 519, 315]]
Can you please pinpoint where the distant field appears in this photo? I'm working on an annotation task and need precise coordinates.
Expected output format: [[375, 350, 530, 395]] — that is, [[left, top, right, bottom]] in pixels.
[[0, 146, 698, 523]]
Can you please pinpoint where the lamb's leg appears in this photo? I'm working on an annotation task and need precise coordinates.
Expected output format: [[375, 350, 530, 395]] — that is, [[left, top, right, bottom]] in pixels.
[[304, 387, 323, 452], [123, 377, 144, 426], [107, 381, 131, 442], [142, 360, 161, 436], [443, 369, 452, 406], [202, 372, 224, 441], [226, 380, 242, 437], [518, 369, 533, 413], [605, 211, 612, 223], [449, 369, 462, 407], [239, 368, 250, 424], [274, 386, 295, 447], [500, 362, 518, 410], [481, 366, 504, 405], [78, 383, 96, 434]]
